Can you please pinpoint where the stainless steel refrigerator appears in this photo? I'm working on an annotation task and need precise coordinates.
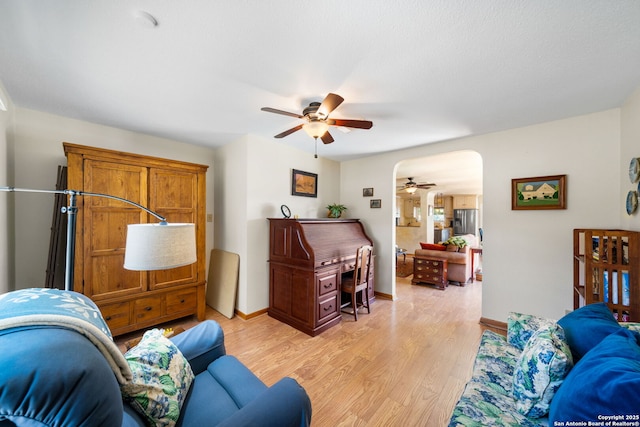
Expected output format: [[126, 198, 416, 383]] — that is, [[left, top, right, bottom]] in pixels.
[[453, 209, 477, 235]]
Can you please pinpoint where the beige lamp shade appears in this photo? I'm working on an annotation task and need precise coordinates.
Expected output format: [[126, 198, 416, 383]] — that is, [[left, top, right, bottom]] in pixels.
[[124, 223, 196, 270]]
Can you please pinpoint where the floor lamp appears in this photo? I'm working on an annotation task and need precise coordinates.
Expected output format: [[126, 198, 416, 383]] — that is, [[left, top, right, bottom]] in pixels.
[[1, 186, 196, 291]]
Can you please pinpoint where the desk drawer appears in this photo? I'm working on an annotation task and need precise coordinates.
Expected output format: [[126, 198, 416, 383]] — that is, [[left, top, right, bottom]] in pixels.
[[317, 294, 339, 324], [317, 268, 339, 297]]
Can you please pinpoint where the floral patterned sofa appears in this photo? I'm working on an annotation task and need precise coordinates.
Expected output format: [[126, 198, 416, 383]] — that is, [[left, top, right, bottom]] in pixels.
[[449, 303, 640, 426]]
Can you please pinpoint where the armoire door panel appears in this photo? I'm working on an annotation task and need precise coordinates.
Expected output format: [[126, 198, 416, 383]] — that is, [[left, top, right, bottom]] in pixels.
[[156, 211, 196, 224], [88, 255, 145, 299], [84, 161, 148, 208], [82, 160, 148, 299], [151, 265, 196, 290], [147, 207, 197, 289], [150, 169, 197, 211], [88, 210, 140, 252], [148, 172, 199, 290]]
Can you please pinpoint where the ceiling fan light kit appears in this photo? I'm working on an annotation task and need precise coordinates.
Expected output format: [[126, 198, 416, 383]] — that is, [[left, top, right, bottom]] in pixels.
[[261, 92, 373, 158], [302, 120, 329, 139], [401, 177, 436, 193]]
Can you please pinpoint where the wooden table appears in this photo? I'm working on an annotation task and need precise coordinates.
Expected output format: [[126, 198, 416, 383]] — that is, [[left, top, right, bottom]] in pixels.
[[470, 247, 483, 282]]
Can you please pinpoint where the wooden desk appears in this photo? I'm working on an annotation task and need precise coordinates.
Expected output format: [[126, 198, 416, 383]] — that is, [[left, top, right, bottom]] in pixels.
[[268, 218, 375, 336]]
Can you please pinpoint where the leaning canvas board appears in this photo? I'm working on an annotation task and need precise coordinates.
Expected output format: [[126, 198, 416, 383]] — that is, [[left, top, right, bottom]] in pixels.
[[206, 249, 240, 319]]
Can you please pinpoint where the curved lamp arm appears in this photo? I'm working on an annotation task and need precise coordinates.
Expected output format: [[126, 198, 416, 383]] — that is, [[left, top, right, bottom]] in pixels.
[[1, 186, 193, 291], [69, 190, 167, 223], [1, 187, 167, 223]]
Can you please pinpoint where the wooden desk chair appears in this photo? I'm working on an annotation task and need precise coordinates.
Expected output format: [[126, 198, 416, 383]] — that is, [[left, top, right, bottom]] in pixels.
[[341, 245, 373, 321]]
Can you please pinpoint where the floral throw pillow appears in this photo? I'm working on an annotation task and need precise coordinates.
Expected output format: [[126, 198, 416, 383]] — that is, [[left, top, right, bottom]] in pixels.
[[121, 329, 194, 427], [507, 312, 556, 351], [512, 324, 573, 418]]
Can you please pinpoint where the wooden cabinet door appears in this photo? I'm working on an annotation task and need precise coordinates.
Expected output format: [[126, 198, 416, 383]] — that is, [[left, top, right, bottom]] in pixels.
[[453, 195, 478, 209], [148, 168, 200, 290], [82, 160, 148, 300], [269, 264, 313, 326]]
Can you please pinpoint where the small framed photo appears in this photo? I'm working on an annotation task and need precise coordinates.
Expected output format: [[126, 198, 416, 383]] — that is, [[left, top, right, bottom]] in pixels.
[[363, 187, 374, 197], [511, 174, 566, 210], [291, 169, 318, 198], [370, 199, 381, 208]]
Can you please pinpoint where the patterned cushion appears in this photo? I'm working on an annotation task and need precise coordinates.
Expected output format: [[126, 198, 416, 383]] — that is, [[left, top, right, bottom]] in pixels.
[[121, 329, 194, 427], [512, 324, 573, 418], [448, 331, 548, 427], [507, 312, 556, 351]]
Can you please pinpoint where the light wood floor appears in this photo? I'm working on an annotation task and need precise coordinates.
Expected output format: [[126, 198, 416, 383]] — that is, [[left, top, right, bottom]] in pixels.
[[116, 276, 491, 427]]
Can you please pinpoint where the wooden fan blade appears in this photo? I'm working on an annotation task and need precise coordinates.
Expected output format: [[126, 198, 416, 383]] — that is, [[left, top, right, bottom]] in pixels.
[[321, 131, 334, 144], [328, 119, 373, 129], [317, 93, 344, 117], [261, 107, 303, 119], [274, 124, 303, 138]]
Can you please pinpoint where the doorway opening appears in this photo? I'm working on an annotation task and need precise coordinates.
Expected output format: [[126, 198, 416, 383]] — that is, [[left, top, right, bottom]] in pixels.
[[393, 150, 483, 296]]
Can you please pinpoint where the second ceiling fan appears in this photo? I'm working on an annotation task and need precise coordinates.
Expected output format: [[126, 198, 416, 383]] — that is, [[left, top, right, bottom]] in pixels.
[[399, 177, 436, 194], [261, 93, 373, 152]]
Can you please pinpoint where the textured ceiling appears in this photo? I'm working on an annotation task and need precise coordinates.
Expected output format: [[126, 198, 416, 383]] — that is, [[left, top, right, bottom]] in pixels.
[[1, 1, 639, 193]]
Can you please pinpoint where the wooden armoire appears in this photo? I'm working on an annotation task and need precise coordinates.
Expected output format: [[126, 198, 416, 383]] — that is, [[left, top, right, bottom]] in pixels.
[[64, 143, 208, 336]]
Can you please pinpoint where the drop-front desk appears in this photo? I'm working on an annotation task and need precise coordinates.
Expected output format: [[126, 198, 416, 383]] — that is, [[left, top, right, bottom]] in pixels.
[[268, 218, 375, 336]]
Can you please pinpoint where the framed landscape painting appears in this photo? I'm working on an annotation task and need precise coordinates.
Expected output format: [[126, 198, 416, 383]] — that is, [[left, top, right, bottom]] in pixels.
[[291, 169, 318, 197], [512, 174, 566, 210]]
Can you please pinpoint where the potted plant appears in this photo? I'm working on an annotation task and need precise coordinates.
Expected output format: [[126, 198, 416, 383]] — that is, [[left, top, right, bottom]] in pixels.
[[327, 203, 347, 218]]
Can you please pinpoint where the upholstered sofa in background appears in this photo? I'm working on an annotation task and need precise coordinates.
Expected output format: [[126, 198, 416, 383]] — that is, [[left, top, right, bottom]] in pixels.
[[415, 234, 478, 284], [0, 288, 312, 427], [449, 303, 640, 426]]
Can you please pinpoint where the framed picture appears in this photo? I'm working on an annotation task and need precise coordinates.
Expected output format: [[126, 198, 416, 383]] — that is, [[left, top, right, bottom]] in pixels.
[[370, 199, 381, 208], [291, 169, 317, 197], [363, 187, 374, 197], [512, 174, 566, 210]]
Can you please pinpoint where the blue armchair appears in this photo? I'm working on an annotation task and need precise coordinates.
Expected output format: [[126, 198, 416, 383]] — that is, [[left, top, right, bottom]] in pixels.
[[0, 289, 312, 427]]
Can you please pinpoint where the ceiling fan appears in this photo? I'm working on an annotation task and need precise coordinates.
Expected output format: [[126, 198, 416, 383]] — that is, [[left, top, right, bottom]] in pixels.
[[398, 177, 436, 194], [261, 93, 373, 157]]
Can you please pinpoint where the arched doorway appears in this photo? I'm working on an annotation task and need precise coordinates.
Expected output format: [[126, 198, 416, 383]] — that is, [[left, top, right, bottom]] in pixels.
[[392, 150, 483, 296]]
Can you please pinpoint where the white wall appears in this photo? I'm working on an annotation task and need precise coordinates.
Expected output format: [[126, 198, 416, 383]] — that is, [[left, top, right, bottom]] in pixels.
[[620, 85, 640, 232], [214, 134, 340, 315], [10, 108, 216, 290], [342, 109, 622, 321], [0, 82, 13, 293]]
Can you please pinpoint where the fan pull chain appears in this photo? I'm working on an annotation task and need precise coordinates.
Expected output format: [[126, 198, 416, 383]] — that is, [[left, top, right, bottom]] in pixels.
[[314, 138, 318, 158]]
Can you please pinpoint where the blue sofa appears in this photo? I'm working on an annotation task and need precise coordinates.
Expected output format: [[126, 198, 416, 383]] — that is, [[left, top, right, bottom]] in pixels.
[[449, 303, 640, 426], [0, 288, 312, 427]]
